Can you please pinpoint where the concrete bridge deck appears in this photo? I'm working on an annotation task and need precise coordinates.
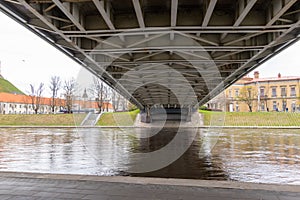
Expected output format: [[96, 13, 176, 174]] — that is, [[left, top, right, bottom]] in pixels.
[[0, 172, 299, 200]]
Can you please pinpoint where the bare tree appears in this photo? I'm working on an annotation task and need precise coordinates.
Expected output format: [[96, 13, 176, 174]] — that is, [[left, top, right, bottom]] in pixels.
[[89, 77, 108, 113], [238, 86, 256, 112], [22, 95, 31, 114], [49, 76, 61, 113], [298, 92, 300, 111], [63, 78, 76, 113], [111, 89, 121, 112], [127, 102, 137, 111], [120, 96, 127, 111], [29, 83, 44, 114]]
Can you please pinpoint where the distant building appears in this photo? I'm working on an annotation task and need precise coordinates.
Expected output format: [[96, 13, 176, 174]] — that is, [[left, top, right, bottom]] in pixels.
[[0, 92, 113, 114], [0, 62, 116, 114], [0, 92, 61, 114], [208, 71, 300, 112]]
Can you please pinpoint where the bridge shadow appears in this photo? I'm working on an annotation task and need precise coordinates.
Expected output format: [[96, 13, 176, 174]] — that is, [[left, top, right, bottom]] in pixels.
[[134, 110, 203, 128], [127, 127, 229, 180]]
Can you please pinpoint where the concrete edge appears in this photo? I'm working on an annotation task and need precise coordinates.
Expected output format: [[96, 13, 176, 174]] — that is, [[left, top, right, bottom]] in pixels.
[[0, 126, 300, 129], [0, 172, 299, 193]]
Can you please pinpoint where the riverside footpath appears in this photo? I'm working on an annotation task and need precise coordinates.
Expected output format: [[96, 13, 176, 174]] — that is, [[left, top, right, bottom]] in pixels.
[[0, 172, 299, 200]]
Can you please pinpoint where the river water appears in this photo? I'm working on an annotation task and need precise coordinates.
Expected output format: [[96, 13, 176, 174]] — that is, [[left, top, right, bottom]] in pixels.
[[0, 127, 299, 185]]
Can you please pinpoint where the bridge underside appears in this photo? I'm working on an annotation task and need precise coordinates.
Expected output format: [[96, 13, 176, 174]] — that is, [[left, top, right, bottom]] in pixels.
[[1, 0, 300, 110]]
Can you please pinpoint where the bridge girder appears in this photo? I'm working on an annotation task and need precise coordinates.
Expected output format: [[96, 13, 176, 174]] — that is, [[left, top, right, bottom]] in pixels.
[[1, 0, 300, 109]]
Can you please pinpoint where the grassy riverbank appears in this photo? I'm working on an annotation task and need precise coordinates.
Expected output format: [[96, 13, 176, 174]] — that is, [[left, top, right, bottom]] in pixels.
[[0, 114, 85, 126], [0, 110, 299, 127], [200, 110, 300, 126], [97, 110, 139, 126]]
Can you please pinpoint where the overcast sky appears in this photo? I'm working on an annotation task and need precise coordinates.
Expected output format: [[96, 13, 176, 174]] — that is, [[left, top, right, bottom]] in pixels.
[[0, 11, 300, 96], [0, 12, 81, 96]]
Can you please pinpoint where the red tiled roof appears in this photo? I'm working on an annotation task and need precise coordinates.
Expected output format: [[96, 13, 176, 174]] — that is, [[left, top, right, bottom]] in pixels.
[[0, 92, 113, 109], [245, 76, 300, 84], [0, 92, 31, 104], [0, 92, 63, 105], [73, 100, 113, 109]]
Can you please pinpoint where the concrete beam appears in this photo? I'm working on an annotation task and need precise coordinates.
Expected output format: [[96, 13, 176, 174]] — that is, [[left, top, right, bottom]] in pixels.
[[234, 0, 258, 27], [43, 4, 56, 13], [202, 0, 217, 27], [171, 0, 178, 27], [266, 0, 298, 27], [92, 0, 115, 30], [127, 33, 167, 48], [132, 0, 145, 28], [52, 0, 85, 31], [221, 0, 257, 40]]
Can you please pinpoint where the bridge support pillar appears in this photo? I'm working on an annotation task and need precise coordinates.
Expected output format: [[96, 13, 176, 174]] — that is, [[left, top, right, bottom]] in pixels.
[[140, 107, 152, 123], [186, 106, 192, 122]]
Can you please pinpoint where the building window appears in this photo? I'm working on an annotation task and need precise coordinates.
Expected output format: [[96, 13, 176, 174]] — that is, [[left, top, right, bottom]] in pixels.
[[235, 103, 239, 112], [260, 87, 265, 97], [282, 100, 287, 111], [290, 87, 296, 97], [281, 87, 286, 97], [235, 89, 239, 97], [292, 101, 296, 112], [261, 103, 265, 111], [272, 87, 276, 97], [229, 90, 232, 98], [229, 103, 234, 112], [247, 88, 252, 98], [273, 101, 277, 111]]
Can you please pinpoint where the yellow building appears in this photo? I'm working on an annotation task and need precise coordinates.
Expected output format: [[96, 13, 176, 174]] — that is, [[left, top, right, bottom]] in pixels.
[[208, 71, 300, 112]]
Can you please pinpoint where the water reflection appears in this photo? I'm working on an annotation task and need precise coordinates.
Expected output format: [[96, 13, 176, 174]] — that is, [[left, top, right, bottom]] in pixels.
[[0, 128, 299, 184], [128, 128, 227, 179], [214, 129, 300, 184]]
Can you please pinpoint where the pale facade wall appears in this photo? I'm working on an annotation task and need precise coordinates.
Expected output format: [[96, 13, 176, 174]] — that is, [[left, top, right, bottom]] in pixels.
[[0, 102, 61, 114], [0, 102, 33, 114], [230, 79, 300, 112], [252, 79, 300, 112], [209, 77, 300, 112]]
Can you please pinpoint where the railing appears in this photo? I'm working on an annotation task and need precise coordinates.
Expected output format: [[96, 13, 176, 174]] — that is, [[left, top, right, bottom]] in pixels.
[[80, 112, 102, 126], [80, 112, 92, 126]]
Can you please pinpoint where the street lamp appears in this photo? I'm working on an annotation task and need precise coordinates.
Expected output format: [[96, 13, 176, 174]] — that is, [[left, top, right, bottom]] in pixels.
[[257, 81, 260, 112]]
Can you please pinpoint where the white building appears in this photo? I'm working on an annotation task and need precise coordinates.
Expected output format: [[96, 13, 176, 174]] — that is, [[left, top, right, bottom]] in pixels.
[[0, 92, 62, 114]]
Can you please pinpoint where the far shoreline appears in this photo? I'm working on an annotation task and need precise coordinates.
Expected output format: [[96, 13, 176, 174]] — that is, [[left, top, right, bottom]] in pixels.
[[0, 110, 299, 128], [0, 125, 300, 129]]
